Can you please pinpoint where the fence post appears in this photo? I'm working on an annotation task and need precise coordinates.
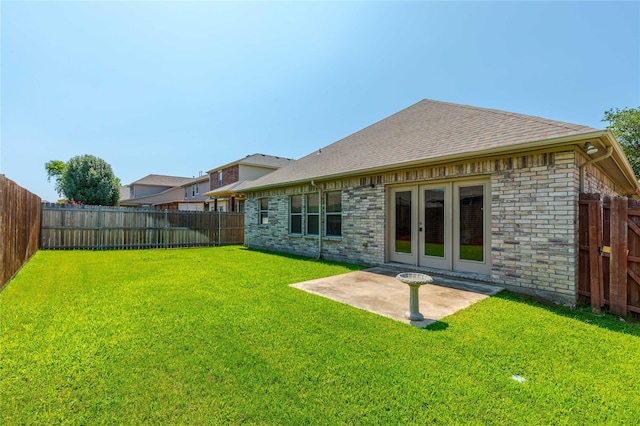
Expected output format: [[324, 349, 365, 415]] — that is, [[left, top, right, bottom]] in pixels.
[[97, 205, 102, 250], [218, 210, 221, 246], [164, 209, 169, 249], [609, 197, 628, 316]]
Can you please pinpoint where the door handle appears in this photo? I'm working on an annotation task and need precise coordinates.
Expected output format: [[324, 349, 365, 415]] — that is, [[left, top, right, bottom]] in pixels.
[[419, 227, 423, 232]]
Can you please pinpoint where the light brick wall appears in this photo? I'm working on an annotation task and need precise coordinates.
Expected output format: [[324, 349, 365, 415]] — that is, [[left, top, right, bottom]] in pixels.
[[245, 149, 624, 303], [490, 152, 579, 303]]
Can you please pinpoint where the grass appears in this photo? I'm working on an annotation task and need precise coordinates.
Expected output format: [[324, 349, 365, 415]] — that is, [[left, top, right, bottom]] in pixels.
[[2, 246, 639, 425]]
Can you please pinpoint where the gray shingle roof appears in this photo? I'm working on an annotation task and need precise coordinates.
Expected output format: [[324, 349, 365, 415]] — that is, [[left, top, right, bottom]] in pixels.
[[130, 174, 194, 187], [243, 99, 598, 190], [207, 153, 294, 174], [238, 153, 294, 168]]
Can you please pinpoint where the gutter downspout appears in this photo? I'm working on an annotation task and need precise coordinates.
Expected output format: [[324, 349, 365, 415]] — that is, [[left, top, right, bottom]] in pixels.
[[311, 180, 323, 259], [579, 146, 613, 192]]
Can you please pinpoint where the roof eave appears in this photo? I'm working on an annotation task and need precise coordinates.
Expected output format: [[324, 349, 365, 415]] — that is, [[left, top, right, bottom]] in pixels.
[[243, 131, 639, 194], [598, 130, 640, 196]]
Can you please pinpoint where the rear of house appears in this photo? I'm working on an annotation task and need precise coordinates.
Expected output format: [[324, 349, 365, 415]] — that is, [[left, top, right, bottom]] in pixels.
[[241, 100, 638, 304]]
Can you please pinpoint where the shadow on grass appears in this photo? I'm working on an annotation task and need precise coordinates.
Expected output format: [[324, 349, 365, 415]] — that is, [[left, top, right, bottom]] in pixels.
[[424, 321, 449, 331], [242, 247, 365, 271], [494, 291, 640, 337]]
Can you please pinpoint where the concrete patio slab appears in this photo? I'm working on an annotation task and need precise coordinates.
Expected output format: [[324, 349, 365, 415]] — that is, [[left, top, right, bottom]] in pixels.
[[290, 267, 504, 328]]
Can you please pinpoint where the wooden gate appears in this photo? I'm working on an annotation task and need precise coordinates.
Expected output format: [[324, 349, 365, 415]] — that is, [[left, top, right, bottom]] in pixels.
[[578, 193, 640, 315]]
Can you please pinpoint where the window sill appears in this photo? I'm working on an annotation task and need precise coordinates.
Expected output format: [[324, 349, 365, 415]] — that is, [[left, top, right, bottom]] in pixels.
[[287, 234, 342, 241]]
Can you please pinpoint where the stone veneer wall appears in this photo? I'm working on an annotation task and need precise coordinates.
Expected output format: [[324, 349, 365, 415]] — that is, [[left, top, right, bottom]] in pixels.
[[245, 149, 624, 303], [244, 179, 386, 265]]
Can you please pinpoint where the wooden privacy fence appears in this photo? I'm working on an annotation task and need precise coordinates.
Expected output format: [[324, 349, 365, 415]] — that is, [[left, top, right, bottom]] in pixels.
[[41, 204, 244, 250], [1, 175, 41, 288], [578, 193, 640, 316]]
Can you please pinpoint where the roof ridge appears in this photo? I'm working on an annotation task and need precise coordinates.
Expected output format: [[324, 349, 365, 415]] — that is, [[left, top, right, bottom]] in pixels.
[[424, 98, 593, 132]]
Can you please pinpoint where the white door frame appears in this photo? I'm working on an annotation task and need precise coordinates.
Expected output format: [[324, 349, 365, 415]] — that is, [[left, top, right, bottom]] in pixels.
[[387, 179, 491, 275], [388, 186, 418, 264]]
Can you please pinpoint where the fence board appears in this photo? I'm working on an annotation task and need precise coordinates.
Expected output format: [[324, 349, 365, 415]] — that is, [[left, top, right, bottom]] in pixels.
[[0, 175, 42, 288], [41, 204, 243, 250], [609, 197, 628, 315], [588, 199, 603, 310]]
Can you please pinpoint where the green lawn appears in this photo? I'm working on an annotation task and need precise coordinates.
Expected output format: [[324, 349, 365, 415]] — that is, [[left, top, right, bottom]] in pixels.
[[1, 246, 639, 425]]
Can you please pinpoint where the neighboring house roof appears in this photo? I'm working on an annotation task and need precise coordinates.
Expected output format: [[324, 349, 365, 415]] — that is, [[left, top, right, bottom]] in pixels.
[[242, 99, 638, 193], [119, 186, 185, 206], [207, 153, 294, 173], [203, 180, 253, 197], [129, 174, 194, 187]]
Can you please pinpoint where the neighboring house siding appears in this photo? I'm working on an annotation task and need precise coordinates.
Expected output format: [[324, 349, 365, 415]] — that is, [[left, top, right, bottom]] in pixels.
[[210, 165, 241, 190], [183, 180, 209, 201], [246, 149, 625, 304], [222, 166, 240, 187], [133, 185, 173, 198], [239, 165, 278, 182]]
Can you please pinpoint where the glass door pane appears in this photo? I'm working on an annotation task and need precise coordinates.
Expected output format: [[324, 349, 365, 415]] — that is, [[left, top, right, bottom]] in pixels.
[[395, 191, 412, 253], [424, 188, 445, 257], [458, 185, 484, 262]]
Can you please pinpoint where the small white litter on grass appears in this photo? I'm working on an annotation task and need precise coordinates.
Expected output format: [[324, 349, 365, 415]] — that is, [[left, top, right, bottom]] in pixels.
[[511, 375, 526, 383]]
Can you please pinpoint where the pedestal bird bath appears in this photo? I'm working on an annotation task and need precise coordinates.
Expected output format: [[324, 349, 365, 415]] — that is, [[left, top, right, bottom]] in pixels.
[[396, 272, 434, 321]]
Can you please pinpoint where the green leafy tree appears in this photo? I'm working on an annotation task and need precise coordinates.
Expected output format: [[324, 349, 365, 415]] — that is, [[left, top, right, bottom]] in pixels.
[[44, 160, 67, 197], [603, 107, 640, 178], [45, 155, 121, 205]]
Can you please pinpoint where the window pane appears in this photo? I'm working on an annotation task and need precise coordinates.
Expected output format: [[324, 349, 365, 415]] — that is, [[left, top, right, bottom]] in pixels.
[[307, 215, 319, 235], [424, 188, 445, 258], [326, 215, 341, 236], [290, 195, 302, 213], [395, 191, 412, 254], [326, 192, 341, 212], [290, 215, 301, 234], [259, 198, 269, 224], [307, 193, 319, 213], [459, 185, 483, 261]]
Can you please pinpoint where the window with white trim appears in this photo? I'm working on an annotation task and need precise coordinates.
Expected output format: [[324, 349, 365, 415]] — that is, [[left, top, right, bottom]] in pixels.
[[259, 198, 269, 225], [325, 191, 342, 237], [290, 195, 302, 234], [306, 193, 319, 235]]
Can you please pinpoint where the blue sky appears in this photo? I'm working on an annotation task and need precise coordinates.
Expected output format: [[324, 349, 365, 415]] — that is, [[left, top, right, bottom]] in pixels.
[[2, 1, 639, 202]]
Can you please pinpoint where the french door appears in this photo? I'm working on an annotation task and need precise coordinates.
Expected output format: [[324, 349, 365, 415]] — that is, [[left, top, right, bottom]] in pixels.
[[389, 180, 490, 275]]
